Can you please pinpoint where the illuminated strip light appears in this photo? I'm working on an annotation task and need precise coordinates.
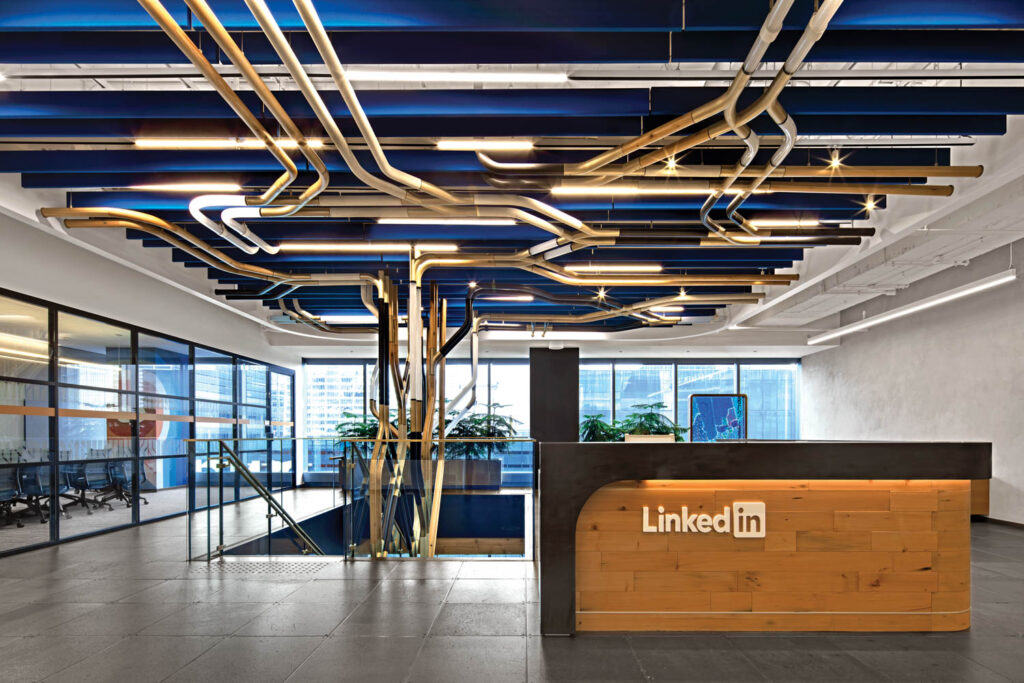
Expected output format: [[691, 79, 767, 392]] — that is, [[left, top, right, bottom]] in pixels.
[[134, 138, 324, 150], [130, 182, 242, 192], [481, 295, 534, 302], [565, 264, 663, 273], [276, 242, 457, 253], [808, 269, 1017, 346], [551, 186, 768, 197], [346, 69, 567, 84], [748, 219, 821, 228], [319, 314, 378, 325], [649, 305, 685, 313], [437, 140, 534, 151], [376, 218, 515, 226], [483, 330, 609, 341]]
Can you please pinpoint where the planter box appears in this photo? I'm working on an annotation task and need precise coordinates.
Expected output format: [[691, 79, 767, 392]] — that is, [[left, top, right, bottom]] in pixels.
[[623, 434, 676, 443]]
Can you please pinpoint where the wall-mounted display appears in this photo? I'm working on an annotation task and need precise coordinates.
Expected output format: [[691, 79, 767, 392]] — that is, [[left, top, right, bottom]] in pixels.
[[690, 394, 747, 442]]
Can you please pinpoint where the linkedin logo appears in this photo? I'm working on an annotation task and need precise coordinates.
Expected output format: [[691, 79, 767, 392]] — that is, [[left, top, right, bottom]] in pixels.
[[642, 501, 766, 539]]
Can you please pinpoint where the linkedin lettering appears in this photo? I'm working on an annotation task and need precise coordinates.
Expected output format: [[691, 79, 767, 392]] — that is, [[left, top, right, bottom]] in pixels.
[[641, 502, 766, 539]]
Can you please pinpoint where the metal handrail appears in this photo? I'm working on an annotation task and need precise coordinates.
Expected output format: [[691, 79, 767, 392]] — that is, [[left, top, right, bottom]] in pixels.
[[211, 440, 326, 556]]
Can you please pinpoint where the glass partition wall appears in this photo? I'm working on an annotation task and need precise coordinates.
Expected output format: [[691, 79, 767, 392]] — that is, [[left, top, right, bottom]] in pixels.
[[0, 288, 295, 557]]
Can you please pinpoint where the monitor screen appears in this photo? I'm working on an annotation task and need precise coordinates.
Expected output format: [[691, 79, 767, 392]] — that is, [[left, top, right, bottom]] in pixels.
[[689, 394, 747, 442]]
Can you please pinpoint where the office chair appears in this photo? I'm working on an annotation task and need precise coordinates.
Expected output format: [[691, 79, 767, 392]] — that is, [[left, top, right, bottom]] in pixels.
[[17, 464, 55, 523], [105, 461, 146, 507], [0, 467, 23, 528]]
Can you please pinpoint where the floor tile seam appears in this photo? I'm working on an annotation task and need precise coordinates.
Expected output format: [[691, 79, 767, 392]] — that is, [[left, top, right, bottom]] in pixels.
[[323, 568, 390, 637], [624, 633, 659, 682], [403, 574, 467, 682], [150, 635, 230, 683], [952, 649, 1017, 683], [725, 637, 774, 682], [16, 633, 129, 682]]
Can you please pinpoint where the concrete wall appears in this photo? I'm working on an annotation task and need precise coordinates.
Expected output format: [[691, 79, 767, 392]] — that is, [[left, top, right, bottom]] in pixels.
[[0, 212, 300, 370], [801, 241, 1024, 524]]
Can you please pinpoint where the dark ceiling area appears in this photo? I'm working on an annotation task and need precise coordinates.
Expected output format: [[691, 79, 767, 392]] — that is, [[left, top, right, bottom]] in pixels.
[[4, 0, 1021, 331]]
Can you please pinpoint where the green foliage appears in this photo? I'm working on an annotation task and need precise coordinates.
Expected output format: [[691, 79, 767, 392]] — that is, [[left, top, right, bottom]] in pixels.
[[443, 402, 520, 459], [579, 414, 622, 442], [579, 403, 689, 442], [617, 402, 689, 441], [335, 411, 380, 439]]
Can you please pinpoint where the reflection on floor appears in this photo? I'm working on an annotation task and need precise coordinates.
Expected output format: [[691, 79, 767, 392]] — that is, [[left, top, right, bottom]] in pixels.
[[0, 517, 1022, 681]]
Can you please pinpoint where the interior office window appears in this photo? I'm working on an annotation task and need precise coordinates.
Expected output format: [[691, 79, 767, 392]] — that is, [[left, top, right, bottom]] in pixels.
[[0, 380, 50, 463], [614, 364, 674, 422], [579, 363, 612, 424], [138, 333, 189, 398], [303, 364, 364, 473], [58, 387, 135, 461], [0, 294, 49, 381], [194, 347, 233, 402], [270, 372, 294, 488], [740, 363, 800, 439], [677, 364, 738, 431], [57, 313, 133, 391], [489, 363, 531, 480], [239, 361, 268, 406], [444, 362, 489, 421]]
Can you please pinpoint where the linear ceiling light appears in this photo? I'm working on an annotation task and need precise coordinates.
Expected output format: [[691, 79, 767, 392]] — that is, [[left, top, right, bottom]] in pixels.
[[319, 314, 378, 325], [747, 218, 821, 228], [345, 69, 567, 84], [649, 305, 685, 313], [275, 242, 457, 253], [565, 263, 663, 273], [134, 138, 324, 150], [436, 140, 534, 152], [376, 218, 515, 226], [551, 186, 763, 196], [130, 182, 242, 192], [808, 269, 1017, 346], [482, 330, 610, 341], [481, 295, 534, 302]]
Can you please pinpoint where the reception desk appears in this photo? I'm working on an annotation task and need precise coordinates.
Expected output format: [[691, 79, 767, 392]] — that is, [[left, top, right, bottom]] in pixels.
[[538, 441, 991, 635]]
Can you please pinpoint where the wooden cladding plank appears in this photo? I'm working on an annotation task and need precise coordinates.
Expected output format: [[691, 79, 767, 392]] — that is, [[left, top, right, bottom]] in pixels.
[[600, 551, 677, 572], [931, 591, 970, 612], [740, 571, 858, 593], [891, 490, 939, 511], [715, 490, 892, 512], [892, 551, 934, 572], [634, 571, 739, 593], [577, 571, 633, 593], [933, 510, 971, 532], [834, 511, 933, 532], [859, 572, 940, 592], [579, 591, 710, 612], [676, 551, 895, 573], [765, 531, 797, 551], [751, 592, 932, 613], [970, 479, 990, 516], [576, 612, 946, 632], [871, 531, 939, 552], [765, 511, 836, 532], [795, 531, 872, 552], [938, 489, 970, 511]]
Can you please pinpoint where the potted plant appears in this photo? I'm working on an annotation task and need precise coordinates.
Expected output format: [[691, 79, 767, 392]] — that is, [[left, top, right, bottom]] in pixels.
[[579, 414, 622, 442], [617, 402, 688, 442], [441, 403, 519, 490]]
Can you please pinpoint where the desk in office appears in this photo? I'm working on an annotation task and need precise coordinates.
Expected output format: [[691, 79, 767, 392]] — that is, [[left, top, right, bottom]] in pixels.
[[537, 441, 992, 635]]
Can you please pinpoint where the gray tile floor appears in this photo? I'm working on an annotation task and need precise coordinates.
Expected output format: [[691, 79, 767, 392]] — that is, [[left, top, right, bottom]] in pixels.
[[0, 516, 1022, 682]]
